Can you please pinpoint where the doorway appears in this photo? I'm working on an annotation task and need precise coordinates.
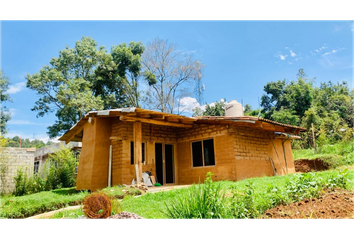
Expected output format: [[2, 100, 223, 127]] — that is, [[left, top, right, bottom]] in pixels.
[[155, 143, 175, 185]]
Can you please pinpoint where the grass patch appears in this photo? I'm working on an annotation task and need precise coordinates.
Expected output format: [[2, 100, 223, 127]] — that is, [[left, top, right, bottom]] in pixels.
[[293, 141, 353, 168], [0, 187, 87, 219], [48, 169, 354, 219], [0, 185, 141, 219]]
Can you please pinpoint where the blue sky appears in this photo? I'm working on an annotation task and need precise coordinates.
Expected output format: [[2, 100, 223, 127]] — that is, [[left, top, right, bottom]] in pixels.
[[1, 21, 353, 142]]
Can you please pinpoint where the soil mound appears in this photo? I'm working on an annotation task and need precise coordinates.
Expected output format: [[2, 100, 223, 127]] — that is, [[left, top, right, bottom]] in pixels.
[[262, 190, 354, 219], [295, 159, 329, 172]]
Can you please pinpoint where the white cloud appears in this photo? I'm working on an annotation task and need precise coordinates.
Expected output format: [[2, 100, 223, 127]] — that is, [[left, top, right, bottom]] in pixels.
[[177, 97, 202, 114], [322, 48, 344, 56], [9, 108, 17, 117], [289, 50, 297, 57], [276, 54, 287, 60], [314, 45, 327, 54], [6, 82, 26, 94], [7, 119, 50, 126]]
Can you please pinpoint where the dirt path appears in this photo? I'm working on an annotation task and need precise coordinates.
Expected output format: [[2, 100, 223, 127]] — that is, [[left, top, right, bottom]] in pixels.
[[262, 190, 354, 219], [27, 205, 82, 219]]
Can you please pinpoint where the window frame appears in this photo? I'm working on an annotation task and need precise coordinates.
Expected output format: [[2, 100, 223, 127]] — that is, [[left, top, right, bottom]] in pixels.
[[34, 161, 40, 174], [130, 141, 147, 165], [190, 138, 216, 168]]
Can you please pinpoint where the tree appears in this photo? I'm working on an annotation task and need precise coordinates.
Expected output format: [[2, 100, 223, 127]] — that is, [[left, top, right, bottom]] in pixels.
[[142, 38, 203, 113], [261, 68, 313, 121], [109, 42, 156, 108], [0, 70, 12, 135], [27, 37, 150, 138], [192, 99, 226, 117]]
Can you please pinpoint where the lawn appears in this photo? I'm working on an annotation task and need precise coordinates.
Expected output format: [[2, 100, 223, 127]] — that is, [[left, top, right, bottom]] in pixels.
[[0, 185, 141, 219], [48, 168, 353, 219]]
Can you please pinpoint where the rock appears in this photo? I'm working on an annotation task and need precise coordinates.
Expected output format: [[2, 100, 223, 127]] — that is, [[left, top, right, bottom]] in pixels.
[[107, 211, 144, 219]]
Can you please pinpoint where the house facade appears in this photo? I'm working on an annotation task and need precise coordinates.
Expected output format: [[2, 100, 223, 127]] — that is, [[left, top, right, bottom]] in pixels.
[[59, 108, 306, 191]]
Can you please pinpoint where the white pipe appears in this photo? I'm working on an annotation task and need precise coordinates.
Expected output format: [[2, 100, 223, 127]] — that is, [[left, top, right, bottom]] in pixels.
[[108, 145, 112, 187]]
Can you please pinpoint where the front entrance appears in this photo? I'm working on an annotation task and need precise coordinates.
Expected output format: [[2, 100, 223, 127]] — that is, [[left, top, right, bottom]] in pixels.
[[155, 143, 174, 185]]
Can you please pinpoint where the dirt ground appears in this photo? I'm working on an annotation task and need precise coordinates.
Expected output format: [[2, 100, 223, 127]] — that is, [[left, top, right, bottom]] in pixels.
[[262, 190, 354, 219], [295, 159, 329, 173]]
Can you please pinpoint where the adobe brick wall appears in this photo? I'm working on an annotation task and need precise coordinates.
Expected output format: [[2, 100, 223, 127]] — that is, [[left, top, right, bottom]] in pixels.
[[77, 118, 296, 190]]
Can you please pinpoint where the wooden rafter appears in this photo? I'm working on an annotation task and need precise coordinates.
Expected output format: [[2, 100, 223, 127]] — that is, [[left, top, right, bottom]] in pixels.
[[119, 116, 193, 128]]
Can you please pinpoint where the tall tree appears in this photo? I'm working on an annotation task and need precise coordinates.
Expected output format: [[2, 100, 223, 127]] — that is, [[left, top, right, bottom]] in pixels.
[[108, 42, 156, 108], [261, 68, 313, 122], [142, 38, 203, 113], [26, 37, 106, 138], [0, 70, 12, 135]]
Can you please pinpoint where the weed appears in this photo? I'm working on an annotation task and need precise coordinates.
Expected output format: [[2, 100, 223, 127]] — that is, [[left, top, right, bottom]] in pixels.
[[164, 172, 227, 219], [285, 172, 323, 202], [229, 182, 259, 218]]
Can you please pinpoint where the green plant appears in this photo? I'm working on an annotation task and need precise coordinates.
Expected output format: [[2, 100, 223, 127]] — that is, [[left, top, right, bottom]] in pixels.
[[230, 182, 259, 218], [285, 172, 323, 202], [164, 172, 226, 219], [44, 145, 77, 191], [325, 169, 350, 191], [13, 167, 28, 196]]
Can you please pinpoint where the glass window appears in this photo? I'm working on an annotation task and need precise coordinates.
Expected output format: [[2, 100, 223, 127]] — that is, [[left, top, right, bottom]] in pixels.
[[192, 139, 215, 167]]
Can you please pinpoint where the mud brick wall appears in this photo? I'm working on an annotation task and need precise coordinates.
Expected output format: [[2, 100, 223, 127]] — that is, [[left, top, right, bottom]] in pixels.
[[231, 126, 270, 161], [1, 148, 35, 194], [111, 120, 178, 185]]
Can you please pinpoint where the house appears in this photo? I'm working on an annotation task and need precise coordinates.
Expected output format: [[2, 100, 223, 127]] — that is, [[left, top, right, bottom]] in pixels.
[[59, 105, 306, 191]]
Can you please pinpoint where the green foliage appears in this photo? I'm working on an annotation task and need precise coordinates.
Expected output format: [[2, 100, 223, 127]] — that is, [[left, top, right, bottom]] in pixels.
[[26, 37, 152, 138], [2, 135, 53, 148], [192, 99, 226, 116], [1, 187, 87, 219], [285, 172, 323, 201], [165, 172, 227, 219], [0, 137, 10, 194], [229, 182, 259, 218], [44, 146, 77, 190], [13, 145, 77, 196], [0, 70, 12, 135], [261, 69, 353, 148]]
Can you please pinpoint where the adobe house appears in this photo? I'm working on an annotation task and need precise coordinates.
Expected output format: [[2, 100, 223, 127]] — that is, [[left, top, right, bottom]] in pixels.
[[59, 104, 306, 191]]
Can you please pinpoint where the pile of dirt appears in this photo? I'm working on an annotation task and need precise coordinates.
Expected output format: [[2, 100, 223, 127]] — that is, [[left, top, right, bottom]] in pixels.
[[295, 159, 329, 172], [262, 190, 354, 219]]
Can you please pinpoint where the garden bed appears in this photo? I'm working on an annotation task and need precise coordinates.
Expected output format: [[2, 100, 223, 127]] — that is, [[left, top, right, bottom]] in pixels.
[[262, 189, 354, 219]]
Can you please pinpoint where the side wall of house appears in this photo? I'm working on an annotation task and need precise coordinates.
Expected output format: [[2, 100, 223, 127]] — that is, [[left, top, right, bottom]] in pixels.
[[268, 138, 295, 175], [176, 124, 236, 184], [76, 118, 112, 191], [231, 126, 274, 180], [76, 121, 95, 190]]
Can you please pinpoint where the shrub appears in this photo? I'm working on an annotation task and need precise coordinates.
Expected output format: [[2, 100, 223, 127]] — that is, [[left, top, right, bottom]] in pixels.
[[45, 146, 77, 190], [165, 172, 227, 219], [230, 182, 259, 219], [13, 145, 77, 196], [325, 169, 350, 191], [285, 172, 323, 202]]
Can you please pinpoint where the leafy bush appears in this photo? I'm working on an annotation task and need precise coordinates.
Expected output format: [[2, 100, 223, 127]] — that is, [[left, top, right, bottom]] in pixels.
[[44, 146, 77, 190], [229, 182, 259, 218], [325, 169, 350, 191], [165, 172, 227, 219], [13, 145, 77, 196], [285, 172, 323, 201]]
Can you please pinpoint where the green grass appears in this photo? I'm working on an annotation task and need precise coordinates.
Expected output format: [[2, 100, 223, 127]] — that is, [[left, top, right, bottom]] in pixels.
[[293, 141, 354, 168], [0, 187, 87, 219], [0, 185, 141, 219], [47, 168, 354, 219]]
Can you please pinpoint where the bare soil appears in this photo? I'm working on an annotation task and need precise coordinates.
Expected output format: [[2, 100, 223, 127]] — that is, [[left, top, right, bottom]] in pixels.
[[295, 159, 329, 173], [262, 190, 354, 219]]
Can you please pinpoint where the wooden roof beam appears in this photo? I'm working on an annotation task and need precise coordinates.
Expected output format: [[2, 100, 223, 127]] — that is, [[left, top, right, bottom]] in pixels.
[[119, 116, 193, 128]]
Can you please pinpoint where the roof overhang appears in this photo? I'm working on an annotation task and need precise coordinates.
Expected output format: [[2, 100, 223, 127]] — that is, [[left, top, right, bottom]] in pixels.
[[59, 108, 306, 144]]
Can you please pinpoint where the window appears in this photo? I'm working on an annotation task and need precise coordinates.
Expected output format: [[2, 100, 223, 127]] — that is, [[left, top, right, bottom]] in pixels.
[[131, 141, 146, 165], [192, 139, 215, 167], [33, 162, 39, 174]]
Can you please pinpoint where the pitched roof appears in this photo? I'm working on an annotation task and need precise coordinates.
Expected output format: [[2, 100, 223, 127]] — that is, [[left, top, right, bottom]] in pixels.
[[59, 108, 306, 143]]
